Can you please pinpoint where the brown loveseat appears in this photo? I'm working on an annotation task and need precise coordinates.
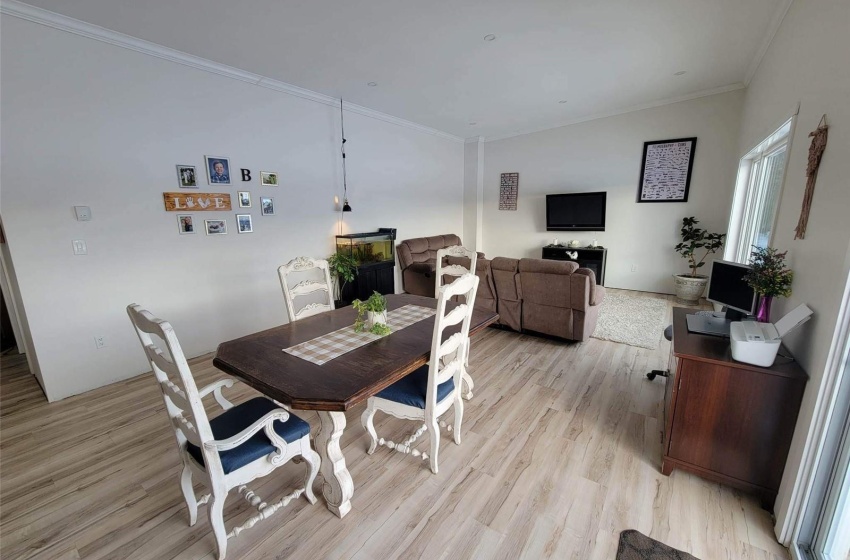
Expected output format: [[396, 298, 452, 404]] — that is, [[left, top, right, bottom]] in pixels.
[[397, 234, 476, 298], [397, 234, 605, 342]]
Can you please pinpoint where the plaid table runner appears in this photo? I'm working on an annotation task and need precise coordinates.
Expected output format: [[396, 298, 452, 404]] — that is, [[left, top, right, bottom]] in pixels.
[[283, 305, 436, 365]]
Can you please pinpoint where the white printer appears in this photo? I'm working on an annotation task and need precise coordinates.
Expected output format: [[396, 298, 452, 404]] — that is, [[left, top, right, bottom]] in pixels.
[[730, 303, 813, 367]]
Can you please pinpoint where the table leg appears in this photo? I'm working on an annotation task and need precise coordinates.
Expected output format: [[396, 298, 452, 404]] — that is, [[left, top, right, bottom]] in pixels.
[[315, 411, 353, 518]]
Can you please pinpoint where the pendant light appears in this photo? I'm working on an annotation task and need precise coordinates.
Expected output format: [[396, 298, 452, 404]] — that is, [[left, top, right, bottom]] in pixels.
[[340, 99, 352, 212]]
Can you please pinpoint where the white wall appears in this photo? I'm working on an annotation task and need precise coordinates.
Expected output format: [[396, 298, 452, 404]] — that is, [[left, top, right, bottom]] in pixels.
[[734, 0, 850, 539], [481, 90, 744, 292], [0, 16, 464, 401]]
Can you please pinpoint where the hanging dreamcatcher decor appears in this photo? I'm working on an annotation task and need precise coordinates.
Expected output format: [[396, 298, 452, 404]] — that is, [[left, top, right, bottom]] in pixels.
[[794, 115, 829, 240]]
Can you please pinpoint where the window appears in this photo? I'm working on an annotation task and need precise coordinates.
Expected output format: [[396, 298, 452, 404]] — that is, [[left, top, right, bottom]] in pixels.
[[725, 119, 793, 263]]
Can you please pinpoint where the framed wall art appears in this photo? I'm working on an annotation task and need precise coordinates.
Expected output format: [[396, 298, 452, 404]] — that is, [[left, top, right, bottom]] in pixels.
[[637, 137, 697, 203], [176, 165, 197, 188], [177, 214, 195, 234], [261, 171, 279, 186], [238, 191, 252, 208], [205, 219, 227, 235], [260, 197, 275, 215], [205, 155, 231, 185], [236, 214, 253, 233]]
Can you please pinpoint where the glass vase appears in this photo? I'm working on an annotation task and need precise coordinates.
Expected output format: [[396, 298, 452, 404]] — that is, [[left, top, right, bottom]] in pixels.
[[755, 295, 773, 323]]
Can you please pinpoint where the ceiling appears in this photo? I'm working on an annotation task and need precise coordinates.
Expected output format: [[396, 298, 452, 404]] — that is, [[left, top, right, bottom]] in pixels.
[[18, 0, 786, 139]]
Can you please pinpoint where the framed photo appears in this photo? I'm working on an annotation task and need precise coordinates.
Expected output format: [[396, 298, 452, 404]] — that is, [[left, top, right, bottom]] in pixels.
[[177, 214, 195, 234], [637, 137, 697, 203], [205, 156, 231, 185], [238, 191, 252, 208], [261, 171, 279, 186], [236, 214, 253, 233], [260, 197, 275, 216], [205, 219, 227, 235], [176, 165, 197, 188]]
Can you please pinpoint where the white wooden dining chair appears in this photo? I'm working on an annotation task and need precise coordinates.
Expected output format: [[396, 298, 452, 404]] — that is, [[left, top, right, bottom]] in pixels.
[[127, 304, 320, 560], [278, 257, 335, 322], [435, 245, 478, 400], [360, 273, 479, 474]]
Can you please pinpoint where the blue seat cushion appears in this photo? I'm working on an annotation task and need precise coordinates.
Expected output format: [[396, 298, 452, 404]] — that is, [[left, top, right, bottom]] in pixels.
[[376, 365, 455, 409], [187, 397, 310, 474]]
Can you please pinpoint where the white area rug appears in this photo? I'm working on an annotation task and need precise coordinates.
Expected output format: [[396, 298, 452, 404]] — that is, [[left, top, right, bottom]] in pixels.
[[591, 292, 668, 349]]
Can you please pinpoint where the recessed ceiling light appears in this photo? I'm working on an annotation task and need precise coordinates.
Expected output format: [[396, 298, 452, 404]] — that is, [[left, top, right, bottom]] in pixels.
[[484, 34, 496, 41], [674, 71, 686, 76], [469, 122, 477, 126], [367, 81, 378, 86], [558, 100, 567, 104]]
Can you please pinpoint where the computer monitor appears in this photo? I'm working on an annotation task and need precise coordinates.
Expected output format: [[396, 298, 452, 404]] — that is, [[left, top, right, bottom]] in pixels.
[[707, 260, 757, 318]]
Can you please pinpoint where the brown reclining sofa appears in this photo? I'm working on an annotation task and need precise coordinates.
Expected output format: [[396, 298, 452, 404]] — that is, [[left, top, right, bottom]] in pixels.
[[397, 235, 605, 342]]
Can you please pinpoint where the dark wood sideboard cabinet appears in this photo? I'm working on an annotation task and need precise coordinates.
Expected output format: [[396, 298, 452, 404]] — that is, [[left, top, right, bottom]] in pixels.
[[541, 245, 607, 285], [663, 307, 807, 509]]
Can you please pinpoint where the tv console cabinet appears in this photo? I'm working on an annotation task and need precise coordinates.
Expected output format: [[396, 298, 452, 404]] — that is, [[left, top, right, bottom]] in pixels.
[[541, 245, 606, 285], [663, 307, 807, 509]]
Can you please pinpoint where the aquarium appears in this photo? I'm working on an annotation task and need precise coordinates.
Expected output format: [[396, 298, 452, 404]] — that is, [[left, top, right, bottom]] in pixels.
[[335, 228, 396, 266]]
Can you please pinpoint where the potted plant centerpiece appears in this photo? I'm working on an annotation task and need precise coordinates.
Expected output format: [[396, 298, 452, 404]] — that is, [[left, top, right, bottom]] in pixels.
[[327, 252, 358, 307], [673, 217, 726, 304], [743, 246, 793, 322], [352, 291, 391, 336]]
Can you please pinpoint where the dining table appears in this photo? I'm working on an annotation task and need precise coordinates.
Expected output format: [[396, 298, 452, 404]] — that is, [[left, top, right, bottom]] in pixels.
[[213, 293, 498, 518]]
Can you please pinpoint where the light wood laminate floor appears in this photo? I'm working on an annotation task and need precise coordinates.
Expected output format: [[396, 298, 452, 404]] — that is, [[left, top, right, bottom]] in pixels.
[[0, 291, 790, 559]]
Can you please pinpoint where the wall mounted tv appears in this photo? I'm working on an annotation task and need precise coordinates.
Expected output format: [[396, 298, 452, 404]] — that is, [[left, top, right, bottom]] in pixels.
[[546, 192, 607, 231]]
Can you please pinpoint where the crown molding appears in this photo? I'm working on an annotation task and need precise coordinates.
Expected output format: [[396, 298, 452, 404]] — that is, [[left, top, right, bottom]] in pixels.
[[464, 136, 484, 144], [744, 0, 794, 86], [0, 0, 464, 143], [483, 83, 746, 143]]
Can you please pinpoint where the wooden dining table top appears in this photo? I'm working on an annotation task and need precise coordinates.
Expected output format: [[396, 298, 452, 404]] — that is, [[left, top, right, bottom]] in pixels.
[[213, 294, 499, 412]]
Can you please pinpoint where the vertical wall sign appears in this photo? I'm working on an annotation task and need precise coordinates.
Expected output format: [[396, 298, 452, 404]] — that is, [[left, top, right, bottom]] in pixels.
[[499, 172, 519, 210], [636, 137, 697, 203]]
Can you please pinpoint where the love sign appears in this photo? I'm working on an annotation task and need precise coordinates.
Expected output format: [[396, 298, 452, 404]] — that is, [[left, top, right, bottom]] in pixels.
[[163, 192, 232, 212]]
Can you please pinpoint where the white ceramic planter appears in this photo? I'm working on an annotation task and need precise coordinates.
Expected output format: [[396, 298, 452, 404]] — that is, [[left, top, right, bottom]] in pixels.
[[673, 274, 709, 304], [366, 310, 388, 330]]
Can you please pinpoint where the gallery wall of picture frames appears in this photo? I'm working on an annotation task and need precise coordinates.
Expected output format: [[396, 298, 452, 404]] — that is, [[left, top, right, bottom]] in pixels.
[[168, 156, 280, 236]]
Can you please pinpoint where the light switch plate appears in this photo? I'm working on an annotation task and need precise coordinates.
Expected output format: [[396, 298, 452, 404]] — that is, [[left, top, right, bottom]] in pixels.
[[74, 206, 91, 221], [72, 240, 87, 255]]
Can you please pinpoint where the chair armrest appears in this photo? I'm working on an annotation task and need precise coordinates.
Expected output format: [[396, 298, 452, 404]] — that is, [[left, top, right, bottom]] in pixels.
[[199, 378, 236, 410], [205, 409, 292, 464]]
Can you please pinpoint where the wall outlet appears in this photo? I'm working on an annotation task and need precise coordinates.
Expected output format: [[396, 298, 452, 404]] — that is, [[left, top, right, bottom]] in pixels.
[[631, 264, 638, 273], [94, 335, 105, 349], [72, 239, 87, 255]]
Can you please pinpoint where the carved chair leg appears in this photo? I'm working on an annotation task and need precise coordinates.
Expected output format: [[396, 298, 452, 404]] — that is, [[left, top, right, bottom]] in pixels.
[[179, 463, 199, 526], [301, 446, 321, 504], [453, 396, 463, 445], [360, 404, 378, 455], [208, 489, 228, 560], [461, 371, 474, 401], [428, 418, 440, 474]]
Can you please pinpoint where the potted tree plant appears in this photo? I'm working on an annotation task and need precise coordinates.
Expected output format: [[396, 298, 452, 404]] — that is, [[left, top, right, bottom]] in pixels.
[[743, 246, 793, 322], [673, 217, 726, 304], [327, 252, 358, 307]]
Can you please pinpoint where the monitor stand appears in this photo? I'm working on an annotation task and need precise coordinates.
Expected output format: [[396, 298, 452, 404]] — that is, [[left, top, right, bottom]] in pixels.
[[723, 307, 749, 322]]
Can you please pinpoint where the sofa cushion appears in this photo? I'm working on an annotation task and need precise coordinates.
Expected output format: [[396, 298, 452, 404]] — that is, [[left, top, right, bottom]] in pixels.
[[376, 365, 455, 408], [187, 397, 310, 474], [519, 258, 574, 308], [518, 258, 579, 275]]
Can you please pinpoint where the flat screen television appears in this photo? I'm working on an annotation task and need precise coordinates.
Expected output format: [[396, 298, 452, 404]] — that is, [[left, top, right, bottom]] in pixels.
[[546, 192, 607, 231]]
